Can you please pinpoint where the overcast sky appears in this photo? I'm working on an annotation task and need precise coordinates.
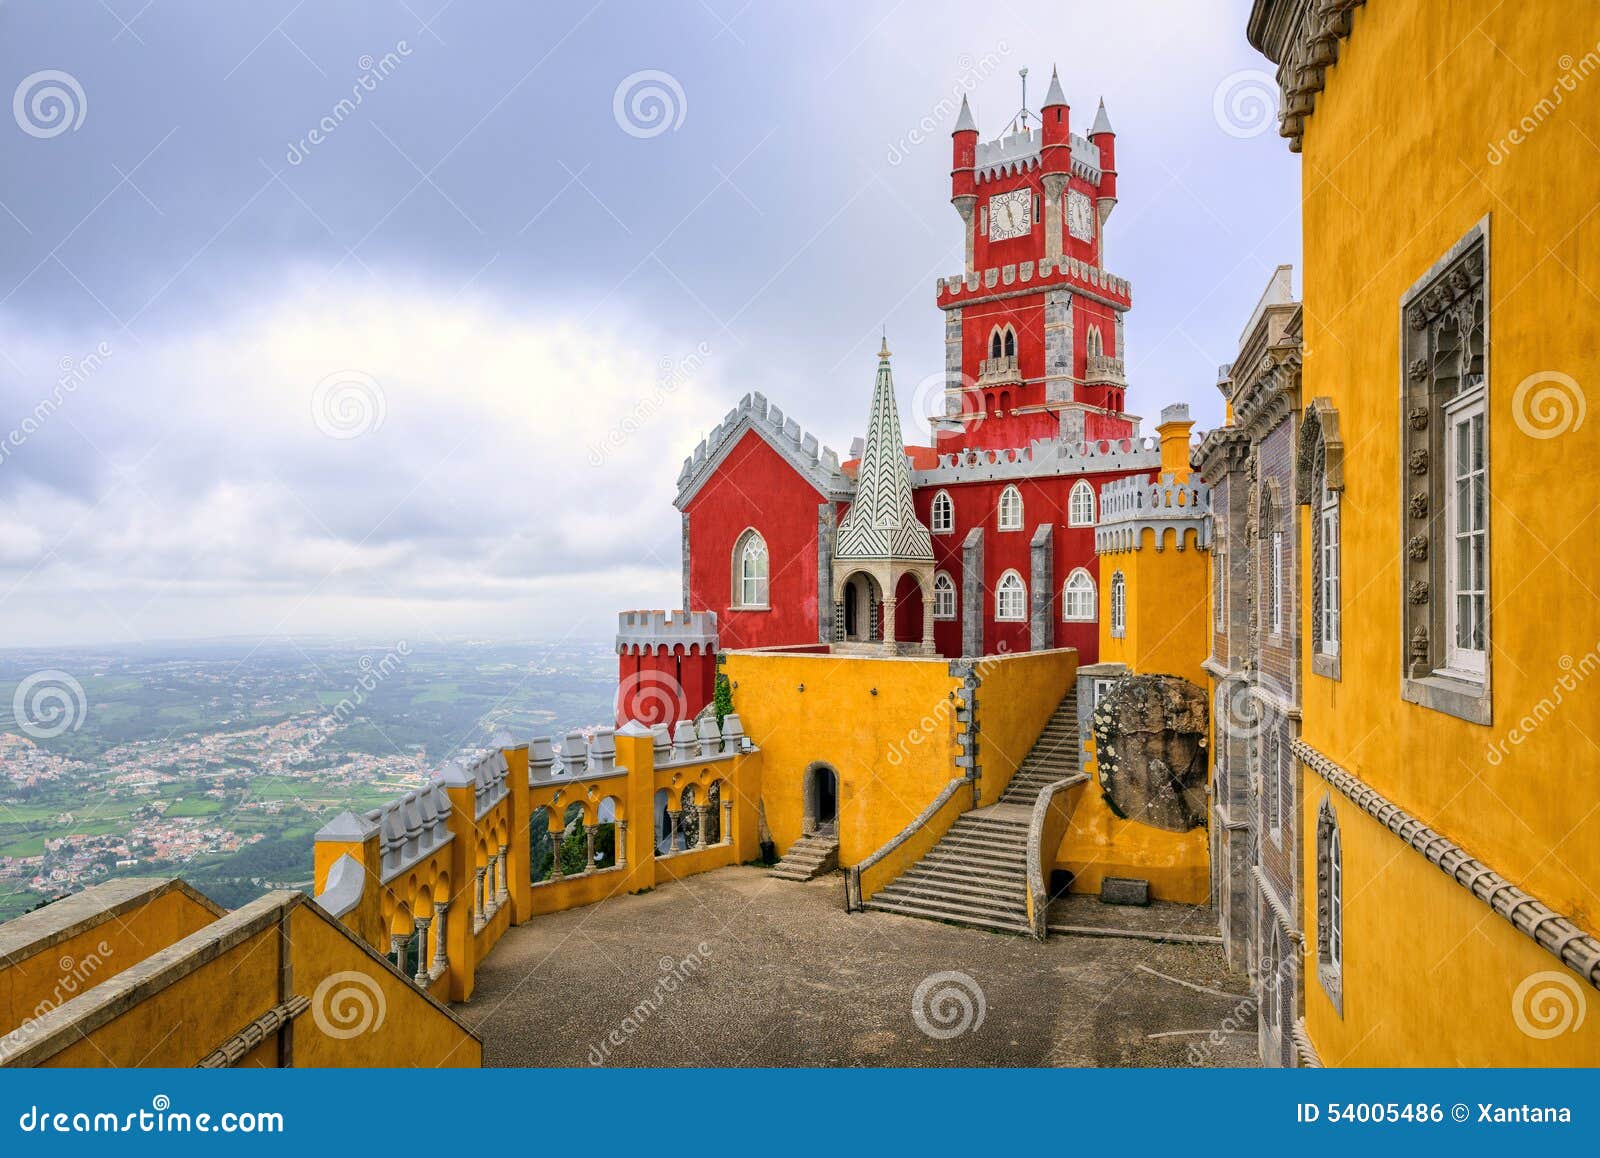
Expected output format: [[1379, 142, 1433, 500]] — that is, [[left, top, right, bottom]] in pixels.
[[0, 0, 1297, 648]]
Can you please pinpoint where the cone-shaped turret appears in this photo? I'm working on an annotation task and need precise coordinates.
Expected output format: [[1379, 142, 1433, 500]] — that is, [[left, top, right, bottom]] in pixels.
[[1090, 96, 1115, 137], [1042, 66, 1067, 110], [835, 339, 934, 562], [1040, 66, 1071, 174]]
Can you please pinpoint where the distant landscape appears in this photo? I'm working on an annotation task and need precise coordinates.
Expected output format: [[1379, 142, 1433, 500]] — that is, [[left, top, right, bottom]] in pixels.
[[0, 638, 616, 921]]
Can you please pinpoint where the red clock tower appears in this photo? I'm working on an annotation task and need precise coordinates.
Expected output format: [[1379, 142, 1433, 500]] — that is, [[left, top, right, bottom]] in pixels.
[[937, 68, 1134, 452]]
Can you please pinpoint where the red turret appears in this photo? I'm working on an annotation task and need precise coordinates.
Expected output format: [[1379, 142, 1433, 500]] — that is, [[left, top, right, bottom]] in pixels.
[[951, 94, 979, 269], [1090, 98, 1118, 214], [1039, 66, 1070, 175]]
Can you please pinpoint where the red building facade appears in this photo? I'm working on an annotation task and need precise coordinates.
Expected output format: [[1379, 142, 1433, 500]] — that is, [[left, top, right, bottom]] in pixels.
[[655, 69, 1174, 671]]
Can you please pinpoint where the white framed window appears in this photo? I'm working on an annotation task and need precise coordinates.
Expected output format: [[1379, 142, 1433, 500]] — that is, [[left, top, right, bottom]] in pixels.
[[995, 570, 1026, 621], [1320, 477, 1340, 657], [1271, 529, 1283, 635], [1110, 570, 1126, 637], [933, 571, 957, 620], [732, 530, 769, 609], [1068, 479, 1095, 527], [1444, 393, 1487, 678], [1061, 568, 1096, 621], [930, 490, 954, 534], [997, 485, 1023, 531], [1214, 548, 1227, 631], [1316, 795, 1343, 1013]]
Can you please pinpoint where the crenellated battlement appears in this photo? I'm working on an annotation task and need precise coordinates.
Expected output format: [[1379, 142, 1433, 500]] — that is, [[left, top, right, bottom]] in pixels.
[[972, 127, 1103, 184], [936, 254, 1132, 305], [615, 609, 718, 655], [1095, 471, 1213, 554], [909, 434, 1161, 487], [676, 390, 851, 507]]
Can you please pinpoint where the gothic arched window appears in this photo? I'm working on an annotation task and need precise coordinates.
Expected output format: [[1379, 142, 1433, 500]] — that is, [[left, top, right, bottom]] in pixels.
[[1003, 326, 1016, 358], [1110, 570, 1126, 637], [1062, 568, 1096, 622], [995, 570, 1026, 621], [1316, 795, 1344, 1013], [933, 571, 957, 620], [733, 530, 769, 609], [998, 485, 1023, 531], [930, 490, 954, 534], [1068, 479, 1095, 527]]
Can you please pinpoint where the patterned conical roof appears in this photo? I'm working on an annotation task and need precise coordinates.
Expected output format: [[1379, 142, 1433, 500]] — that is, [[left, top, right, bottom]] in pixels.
[[835, 339, 934, 561]]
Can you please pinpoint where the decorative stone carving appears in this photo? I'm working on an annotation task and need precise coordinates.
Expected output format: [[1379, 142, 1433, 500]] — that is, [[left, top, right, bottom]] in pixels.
[[1407, 580, 1429, 605], [1409, 492, 1428, 518], [1407, 534, 1428, 561], [1408, 405, 1429, 430], [1089, 673, 1208, 833]]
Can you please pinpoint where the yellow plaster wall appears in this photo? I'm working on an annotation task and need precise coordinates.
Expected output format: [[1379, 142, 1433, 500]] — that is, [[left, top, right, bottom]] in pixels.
[[0, 884, 221, 1035], [856, 778, 968, 902], [971, 647, 1078, 805], [1296, 2, 1600, 1062], [723, 650, 964, 865]]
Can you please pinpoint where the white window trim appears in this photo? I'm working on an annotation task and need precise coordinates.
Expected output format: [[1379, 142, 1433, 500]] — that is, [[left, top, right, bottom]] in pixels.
[[731, 529, 770, 610], [997, 485, 1024, 531], [930, 490, 954, 535], [1110, 570, 1126, 638], [1319, 486, 1340, 658], [933, 571, 957, 620], [1068, 479, 1096, 527], [1270, 529, 1284, 636], [995, 569, 1027, 621], [1061, 568, 1097, 622], [1441, 390, 1487, 681]]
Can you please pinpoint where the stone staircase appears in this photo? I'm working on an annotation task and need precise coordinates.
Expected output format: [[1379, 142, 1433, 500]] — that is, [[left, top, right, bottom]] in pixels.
[[768, 821, 839, 881], [861, 689, 1083, 935]]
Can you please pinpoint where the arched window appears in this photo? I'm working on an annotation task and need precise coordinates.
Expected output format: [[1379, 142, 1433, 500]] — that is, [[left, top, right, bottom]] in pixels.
[[930, 490, 954, 534], [1068, 479, 1095, 527], [1062, 568, 1096, 621], [1298, 400, 1344, 680], [933, 571, 957, 620], [1086, 326, 1103, 357], [995, 570, 1026, 621], [1002, 326, 1016, 357], [1316, 796, 1343, 1012], [1110, 570, 1126, 637], [997, 485, 1023, 531], [733, 530, 768, 608], [989, 329, 1003, 359]]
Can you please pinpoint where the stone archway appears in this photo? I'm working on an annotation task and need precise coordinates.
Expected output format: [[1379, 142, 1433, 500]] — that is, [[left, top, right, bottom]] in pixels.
[[803, 762, 839, 834], [838, 570, 883, 643]]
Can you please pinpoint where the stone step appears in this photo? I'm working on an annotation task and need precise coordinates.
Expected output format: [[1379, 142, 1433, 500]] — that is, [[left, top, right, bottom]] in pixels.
[[874, 887, 1028, 922], [906, 856, 1027, 885], [934, 829, 1028, 851], [862, 895, 1033, 936], [891, 871, 1025, 905], [918, 851, 1026, 876]]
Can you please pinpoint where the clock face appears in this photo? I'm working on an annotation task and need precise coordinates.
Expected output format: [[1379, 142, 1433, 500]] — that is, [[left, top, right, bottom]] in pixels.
[[1067, 190, 1096, 242], [986, 189, 1032, 242]]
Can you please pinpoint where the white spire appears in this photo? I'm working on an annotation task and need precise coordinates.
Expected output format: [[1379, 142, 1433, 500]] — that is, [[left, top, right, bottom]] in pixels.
[[1090, 97, 1115, 136], [1043, 65, 1066, 108], [954, 93, 977, 134], [835, 339, 933, 562]]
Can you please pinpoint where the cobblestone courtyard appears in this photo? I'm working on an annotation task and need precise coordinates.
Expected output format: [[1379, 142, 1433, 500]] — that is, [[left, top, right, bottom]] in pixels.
[[454, 866, 1258, 1067]]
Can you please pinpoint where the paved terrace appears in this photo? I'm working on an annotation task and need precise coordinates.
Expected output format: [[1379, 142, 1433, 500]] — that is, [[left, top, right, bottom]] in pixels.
[[454, 866, 1258, 1067]]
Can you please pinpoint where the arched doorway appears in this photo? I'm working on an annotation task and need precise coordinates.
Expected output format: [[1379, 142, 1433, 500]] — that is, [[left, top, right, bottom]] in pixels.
[[894, 571, 925, 646], [804, 762, 839, 834], [840, 571, 882, 642]]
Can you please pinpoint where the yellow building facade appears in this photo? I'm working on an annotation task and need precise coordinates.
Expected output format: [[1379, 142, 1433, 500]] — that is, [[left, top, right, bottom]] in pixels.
[[1250, 0, 1600, 1064]]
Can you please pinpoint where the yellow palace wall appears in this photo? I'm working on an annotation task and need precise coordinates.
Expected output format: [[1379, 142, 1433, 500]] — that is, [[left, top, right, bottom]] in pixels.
[[1295, 2, 1600, 1063]]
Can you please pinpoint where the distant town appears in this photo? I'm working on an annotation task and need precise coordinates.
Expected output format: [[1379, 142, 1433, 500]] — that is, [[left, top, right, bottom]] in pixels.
[[0, 638, 615, 919]]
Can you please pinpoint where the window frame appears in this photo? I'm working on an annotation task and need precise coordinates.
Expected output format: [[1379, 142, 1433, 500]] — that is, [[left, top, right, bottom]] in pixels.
[[995, 569, 1027, 622], [1061, 567, 1096, 622], [930, 490, 954, 535], [1068, 479, 1096, 527], [997, 485, 1024, 531], [731, 529, 770, 610], [1109, 570, 1126, 638], [1442, 391, 1487, 679], [1315, 795, 1344, 1014], [932, 571, 957, 621]]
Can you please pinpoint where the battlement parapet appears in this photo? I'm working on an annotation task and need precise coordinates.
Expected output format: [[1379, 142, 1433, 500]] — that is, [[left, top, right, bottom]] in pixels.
[[972, 128, 1101, 184], [936, 252, 1131, 305], [677, 391, 850, 506], [1095, 471, 1213, 554], [313, 780, 456, 884], [616, 609, 718, 655], [909, 435, 1161, 487]]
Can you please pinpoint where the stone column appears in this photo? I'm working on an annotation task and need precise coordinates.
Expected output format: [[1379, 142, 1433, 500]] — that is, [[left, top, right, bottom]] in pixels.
[[412, 916, 431, 985], [921, 576, 937, 655], [722, 798, 734, 845], [431, 901, 449, 974], [473, 867, 486, 925], [584, 825, 598, 873], [882, 596, 897, 650], [549, 827, 566, 880], [667, 809, 682, 853], [390, 932, 408, 977], [697, 805, 710, 848], [617, 820, 629, 867], [496, 843, 510, 902], [1041, 173, 1067, 264]]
